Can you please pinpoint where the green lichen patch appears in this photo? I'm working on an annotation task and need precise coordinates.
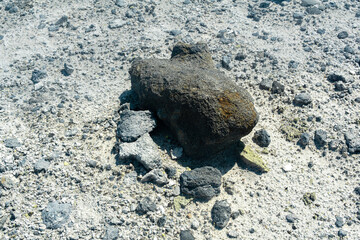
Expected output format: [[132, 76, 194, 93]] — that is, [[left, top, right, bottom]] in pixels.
[[239, 145, 269, 173], [173, 196, 192, 212]]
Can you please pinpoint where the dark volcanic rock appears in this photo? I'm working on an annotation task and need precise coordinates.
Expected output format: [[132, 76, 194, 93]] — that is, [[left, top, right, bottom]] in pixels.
[[136, 197, 156, 215], [211, 200, 231, 229], [252, 129, 271, 147], [314, 130, 327, 148], [129, 42, 258, 157], [293, 93, 312, 106], [180, 166, 221, 201], [344, 131, 360, 154], [180, 230, 195, 240]]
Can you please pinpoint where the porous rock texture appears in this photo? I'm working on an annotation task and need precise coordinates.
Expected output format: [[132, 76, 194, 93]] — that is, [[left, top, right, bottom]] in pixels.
[[129, 42, 258, 157]]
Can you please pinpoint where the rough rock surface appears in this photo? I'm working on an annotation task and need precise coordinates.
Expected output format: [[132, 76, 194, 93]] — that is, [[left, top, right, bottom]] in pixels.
[[211, 200, 231, 229], [118, 133, 162, 170], [42, 201, 72, 229], [129, 42, 258, 157], [117, 109, 156, 142], [344, 131, 360, 154], [180, 166, 222, 201]]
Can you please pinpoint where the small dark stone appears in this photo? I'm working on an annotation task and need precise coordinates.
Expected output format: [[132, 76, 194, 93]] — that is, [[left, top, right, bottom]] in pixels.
[[293, 93, 312, 106], [221, 55, 232, 70], [180, 230, 195, 240], [271, 81, 285, 94], [298, 133, 310, 148], [235, 52, 246, 61], [335, 216, 345, 228], [314, 130, 327, 148], [31, 69, 47, 84], [211, 200, 231, 229], [135, 197, 156, 215], [0, 35, 4, 40], [355, 186, 360, 195], [170, 30, 181, 36], [337, 31, 349, 39], [286, 214, 298, 223], [334, 82, 346, 91], [34, 159, 50, 173], [55, 16, 68, 26], [344, 131, 360, 154], [288, 60, 299, 69], [338, 229, 347, 237], [306, 7, 321, 15], [344, 45, 355, 55], [165, 166, 176, 179], [157, 216, 166, 227], [87, 160, 97, 168], [327, 74, 345, 83], [180, 166, 221, 201], [252, 129, 271, 147], [328, 140, 341, 151], [115, 0, 126, 7], [259, 79, 273, 90]]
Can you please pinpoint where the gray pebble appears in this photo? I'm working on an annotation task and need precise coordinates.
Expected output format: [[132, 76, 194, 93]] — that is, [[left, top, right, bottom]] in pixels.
[[298, 133, 310, 148], [109, 19, 126, 29], [314, 130, 327, 148], [327, 74, 345, 83], [306, 7, 321, 15], [0, 35, 4, 40], [354, 187, 360, 195], [335, 216, 345, 228], [328, 140, 341, 151], [42, 201, 72, 229], [117, 110, 156, 142], [227, 230, 239, 238], [293, 12, 304, 19], [135, 197, 156, 215], [252, 129, 271, 147], [293, 93, 312, 106], [211, 200, 231, 229], [63, 63, 74, 76], [87, 160, 97, 168], [337, 31, 348, 39], [103, 226, 119, 240], [180, 230, 195, 240], [338, 229, 347, 237], [259, 79, 273, 90], [288, 60, 299, 69], [235, 52, 246, 61], [115, 0, 126, 7], [301, 0, 320, 7], [31, 69, 47, 84], [344, 131, 360, 154], [170, 30, 181, 36], [4, 138, 21, 148], [271, 81, 285, 94], [165, 166, 176, 179], [34, 159, 50, 173], [221, 55, 232, 70], [286, 214, 298, 223], [140, 169, 168, 186]]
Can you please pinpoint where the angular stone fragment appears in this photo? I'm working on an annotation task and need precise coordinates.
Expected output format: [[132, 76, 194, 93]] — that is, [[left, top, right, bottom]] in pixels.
[[129, 42, 258, 157], [180, 166, 221, 201], [42, 201, 71, 229], [118, 133, 162, 170], [238, 144, 269, 173], [344, 131, 360, 154], [117, 110, 156, 142], [140, 169, 168, 186]]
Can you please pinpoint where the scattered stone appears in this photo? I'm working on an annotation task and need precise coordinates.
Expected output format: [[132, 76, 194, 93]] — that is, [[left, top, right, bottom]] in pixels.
[[4, 138, 21, 148], [337, 31, 349, 39], [0, 174, 20, 189], [173, 196, 192, 211], [297, 133, 310, 148], [135, 197, 156, 215], [271, 81, 285, 94], [259, 79, 273, 90], [31, 69, 47, 84], [301, 0, 320, 7], [118, 133, 162, 170], [293, 93, 312, 107], [180, 230, 195, 240], [221, 55, 232, 70], [117, 110, 156, 142], [252, 129, 271, 147], [334, 82, 346, 92], [227, 230, 239, 238], [103, 226, 119, 240], [109, 19, 126, 29], [238, 144, 269, 173], [293, 12, 304, 19], [165, 166, 177, 179], [170, 147, 183, 159], [170, 30, 181, 36], [34, 159, 50, 173], [338, 229, 347, 237], [55, 16, 68, 26], [140, 169, 168, 186], [115, 0, 126, 7], [288, 60, 299, 69], [63, 63, 74, 76], [235, 52, 246, 61], [306, 7, 321, 15], [327, 74, 345, 83], [42, 201, 72, 229], [191, 219, 199, 230], [328, 140, 341, 151], [157, 216, 166, 227], [0, 214, 8, 229], [335, 216, 345, 228], [314, 130, 327, 148], [354, 186, 360, 195], [87, 159, 97, 168], [129, 42, 258, 157], [286, 214, 298, 223], [211, 200, 231, 229], [344, 131, 360, 154], [180, 166, 222, 201], [303, 192, 316, 205]]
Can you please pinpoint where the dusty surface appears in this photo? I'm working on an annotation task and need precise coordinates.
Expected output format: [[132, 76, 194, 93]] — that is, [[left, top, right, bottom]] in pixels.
[[0, 0, 359, 239]]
